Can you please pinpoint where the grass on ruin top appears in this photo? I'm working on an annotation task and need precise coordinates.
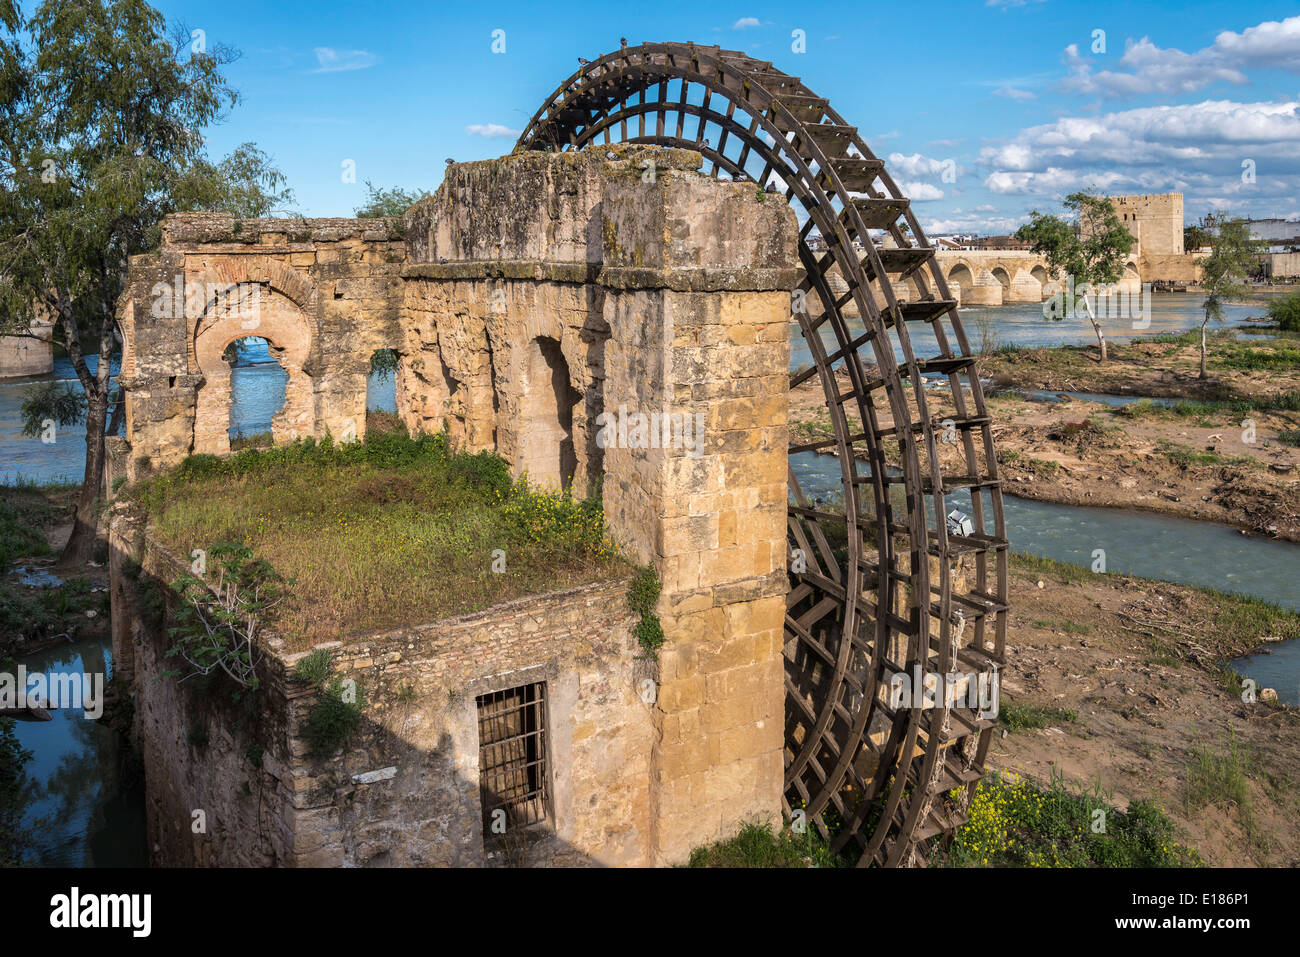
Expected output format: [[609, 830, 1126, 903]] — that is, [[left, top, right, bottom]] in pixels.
[[132, 427, 630, 650]]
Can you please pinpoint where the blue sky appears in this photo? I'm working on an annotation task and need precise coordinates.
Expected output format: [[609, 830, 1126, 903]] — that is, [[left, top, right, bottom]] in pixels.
[[157, 0, 1300, 232]]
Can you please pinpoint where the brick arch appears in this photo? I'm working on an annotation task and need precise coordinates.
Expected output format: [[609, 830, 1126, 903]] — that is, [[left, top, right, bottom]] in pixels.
[[191, 285, 314, 456], [191, 257, 316, 311]]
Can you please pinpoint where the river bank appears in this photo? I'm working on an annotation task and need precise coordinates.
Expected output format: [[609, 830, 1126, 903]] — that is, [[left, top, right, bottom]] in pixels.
[[1, 484, 145, 867], [790, 325, 1300, 540], [992, 552, 1300, 866]]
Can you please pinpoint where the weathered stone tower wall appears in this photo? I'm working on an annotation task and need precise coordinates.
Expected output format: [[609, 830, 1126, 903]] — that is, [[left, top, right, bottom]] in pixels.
[[1109, 193, 1185, 257], [395, 145, 796, 863]]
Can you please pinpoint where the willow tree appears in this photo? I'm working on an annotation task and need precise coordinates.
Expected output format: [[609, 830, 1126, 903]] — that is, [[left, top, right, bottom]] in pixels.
[[1016, 191, 1135, 363], [0, 0, 293, 561], [1196, 213, 1265, 379]]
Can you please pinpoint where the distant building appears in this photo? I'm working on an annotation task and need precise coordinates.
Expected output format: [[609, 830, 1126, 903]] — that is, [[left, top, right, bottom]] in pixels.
[[963, 234, 1031, 251], [1245, 218, 1300, 253]]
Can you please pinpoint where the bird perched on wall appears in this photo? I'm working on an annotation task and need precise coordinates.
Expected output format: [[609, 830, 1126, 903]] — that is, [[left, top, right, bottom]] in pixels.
[[578, 57, 590, 65], [445, 158, 453, 166], [620, 37, 627, 49]]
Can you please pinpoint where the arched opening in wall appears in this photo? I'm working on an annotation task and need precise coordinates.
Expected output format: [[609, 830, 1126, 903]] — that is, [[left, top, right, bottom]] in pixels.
[[948, 264, 973, 302], [1031, 264, 1049, 291], [991, 267, 1011, 296], [226, 336, 287, 450], [519, 336, 578, 489], [366, 348, 401, 434]]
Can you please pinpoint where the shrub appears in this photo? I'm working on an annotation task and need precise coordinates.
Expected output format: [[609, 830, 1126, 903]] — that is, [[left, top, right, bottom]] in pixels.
[[686, 821, 848, 868], [304, 677, 366, 757], [0, 492, 52, 568], [943, 771, 1200, 867], [1266, 291, 1300, 332], [1000, 702, 1078, 733], [293, 649, 333, 685], [627, 565, 665, 657]]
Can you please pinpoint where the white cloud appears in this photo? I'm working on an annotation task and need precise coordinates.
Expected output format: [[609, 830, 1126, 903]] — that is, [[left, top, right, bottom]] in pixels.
[[732, 17, 762, 29], [311, 47, 379, 73], [465, 123, 522, 138], [900, 182, 944, 201], [887, 152, 954, 179], [978, 98, 1300, 211], [1061, 15, 1300, 97], [922, 212, 1025, 234], [993, 86, 1035, 100]]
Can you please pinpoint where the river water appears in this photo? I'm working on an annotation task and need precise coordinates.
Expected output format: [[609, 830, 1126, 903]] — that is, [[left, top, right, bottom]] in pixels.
[[790, 292, 1262, 371], [10, 637, 147, 866]]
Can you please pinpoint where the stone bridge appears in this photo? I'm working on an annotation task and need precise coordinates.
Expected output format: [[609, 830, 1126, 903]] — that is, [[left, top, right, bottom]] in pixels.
[[935, 250, 1141, 307], [811, 247, 1142, 314]]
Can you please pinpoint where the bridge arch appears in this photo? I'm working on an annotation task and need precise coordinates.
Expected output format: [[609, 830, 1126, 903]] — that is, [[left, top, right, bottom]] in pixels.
[[947, 262, 975, 301], [517, 42, 1008, 865]]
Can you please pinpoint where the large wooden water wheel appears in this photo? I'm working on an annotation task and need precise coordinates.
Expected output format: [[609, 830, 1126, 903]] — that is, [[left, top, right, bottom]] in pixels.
[[517, 41, 1009, 866]]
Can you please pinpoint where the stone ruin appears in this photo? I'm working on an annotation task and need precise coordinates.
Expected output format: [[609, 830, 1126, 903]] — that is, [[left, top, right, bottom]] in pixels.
[[110, 144, 799, 865]]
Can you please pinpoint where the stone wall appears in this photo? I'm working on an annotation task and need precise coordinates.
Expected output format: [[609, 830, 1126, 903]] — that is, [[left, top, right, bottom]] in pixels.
[[1265, 253, 1300, 279], [0, 318, 54, 379], [111, 507, 651, 867]]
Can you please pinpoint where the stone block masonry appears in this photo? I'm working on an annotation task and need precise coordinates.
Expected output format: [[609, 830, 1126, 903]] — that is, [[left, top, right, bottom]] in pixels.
[[113, 145, 800, 866]]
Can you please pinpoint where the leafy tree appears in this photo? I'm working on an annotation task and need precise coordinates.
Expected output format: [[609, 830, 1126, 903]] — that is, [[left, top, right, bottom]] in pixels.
[[353, 180, 428, 218], [1016, 191, 1136, 362], [1184, 223, 1214, 252], [1266, 290, 1300, 333], [1197, 212, 1266, 379], [0, 0, 295, 561]]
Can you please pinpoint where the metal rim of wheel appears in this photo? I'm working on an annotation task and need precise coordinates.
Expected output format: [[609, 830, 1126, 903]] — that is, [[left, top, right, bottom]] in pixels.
[[517, 41, 1009, 866]]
